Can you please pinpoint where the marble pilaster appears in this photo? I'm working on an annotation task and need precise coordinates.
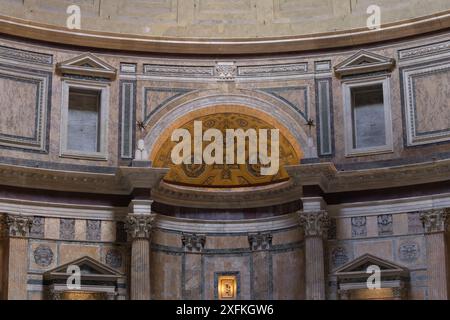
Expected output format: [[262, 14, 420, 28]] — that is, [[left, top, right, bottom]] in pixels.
[[126, 199, 156, 300], [249, 232, 273, 299], [298, 209, 329, 300], [1, 215, 32, 300], [420, 208, 449, 300], [181, 233, 205, 299]]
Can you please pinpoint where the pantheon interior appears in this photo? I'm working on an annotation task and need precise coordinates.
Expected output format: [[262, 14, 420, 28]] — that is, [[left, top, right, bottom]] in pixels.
[[0, 0, 449, 300]]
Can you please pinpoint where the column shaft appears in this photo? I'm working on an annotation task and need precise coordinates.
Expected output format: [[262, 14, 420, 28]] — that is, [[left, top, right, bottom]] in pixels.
[[305, 236, 326, 300], [298, 210, 329, 300], [126, 205, 155, 301], [130, 238, 151, 300], [425, 232, 449, 299], [252, 250, 271, 300], [421, 208, 450, 300], [1, 215, 31, 300], [181, 233, 205, 299], [6, 238, 29, 300]]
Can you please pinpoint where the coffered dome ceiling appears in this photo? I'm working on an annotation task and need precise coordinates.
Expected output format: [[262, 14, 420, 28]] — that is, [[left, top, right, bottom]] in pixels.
[[0, 1, 449, 54], [1, 0, 449, 38]]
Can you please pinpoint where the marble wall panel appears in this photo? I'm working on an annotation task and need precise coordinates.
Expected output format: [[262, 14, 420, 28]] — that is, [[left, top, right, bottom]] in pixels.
[[272, 249, 304, 299], [150, 251, 182, 300], [204, 236, 249, 250], [354, 239, 394, 261], [29, 241, 57, 271], [58, 243, 100, 265], [0, 76, 37, 137], [153, 230, 181, 248]]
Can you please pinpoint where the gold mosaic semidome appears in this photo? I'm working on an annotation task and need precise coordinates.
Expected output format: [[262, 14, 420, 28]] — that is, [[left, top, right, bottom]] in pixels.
[[152, 112, 301, 188]]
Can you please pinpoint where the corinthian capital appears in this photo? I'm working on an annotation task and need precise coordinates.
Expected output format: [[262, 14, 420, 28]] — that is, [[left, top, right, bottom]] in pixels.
[[298, 210, 330, 237], [248, 232, 273, 251], [1, 215, 32, 238], [420, 208, 449, 233], [181, 233, 206, 252], [125, 214, 156, 240]]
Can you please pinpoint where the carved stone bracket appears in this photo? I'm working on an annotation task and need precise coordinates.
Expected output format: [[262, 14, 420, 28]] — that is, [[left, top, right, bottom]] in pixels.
[[125, 214, 156, 240], [181, 233, 206, 252], [298, 210, 330, 237], [215, 62, 236, 80], [2, 214, 32, 238], [248, 232, 273, 251], [420, 208, 449, 233]]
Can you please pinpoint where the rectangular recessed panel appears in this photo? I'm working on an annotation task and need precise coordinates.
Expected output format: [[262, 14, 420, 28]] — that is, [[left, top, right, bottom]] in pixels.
[[0, 65, 50, 153], [67, 88, 101, 153], [413, 70, 450, 134], [351, 84, 386, 149], [120, 81, 135, 159], [0, 76, 37, 139], [401, 61, 450, 146], [195, 0, 256, 24], [317, 79, 332, 155], [273, 0, 334, 21], [117, 0, 177, 22]]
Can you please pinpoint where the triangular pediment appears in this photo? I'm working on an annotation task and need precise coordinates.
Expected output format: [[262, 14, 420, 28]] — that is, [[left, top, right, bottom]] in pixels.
[[44, 256, 122, 279], [334, 50, 395, 77], [334, 254, 408, 278], [57, 53, 117, 80]]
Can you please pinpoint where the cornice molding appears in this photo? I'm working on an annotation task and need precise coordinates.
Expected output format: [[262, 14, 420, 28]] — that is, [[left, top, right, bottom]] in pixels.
[[0, 12, 449, 55], [0, 163, 167, 195], [151, 180, 302, 209], [288, 158, 450, 193], [2, 159, 450, 202]]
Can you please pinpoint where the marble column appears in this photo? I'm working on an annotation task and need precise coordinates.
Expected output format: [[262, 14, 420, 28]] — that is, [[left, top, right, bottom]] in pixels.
[[126, 200, 156, 300], [421, 208, 449, 300], [298, 210, 329, 300], [1, 214, 32, 300]]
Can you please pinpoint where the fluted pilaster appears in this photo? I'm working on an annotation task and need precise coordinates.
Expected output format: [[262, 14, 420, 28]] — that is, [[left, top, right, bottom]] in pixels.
[[421, 208, 450, 300], [298, 210, 329, 300], [126, 212, 156, 300], [1, 214, 32, 300]]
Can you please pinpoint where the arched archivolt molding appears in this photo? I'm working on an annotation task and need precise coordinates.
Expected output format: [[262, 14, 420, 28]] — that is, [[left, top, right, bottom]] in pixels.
[[144, 89, 314, 161]]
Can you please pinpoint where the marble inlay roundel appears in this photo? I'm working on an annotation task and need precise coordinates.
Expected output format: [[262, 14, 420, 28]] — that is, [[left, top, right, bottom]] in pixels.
[[33, 245, 54, 267]]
